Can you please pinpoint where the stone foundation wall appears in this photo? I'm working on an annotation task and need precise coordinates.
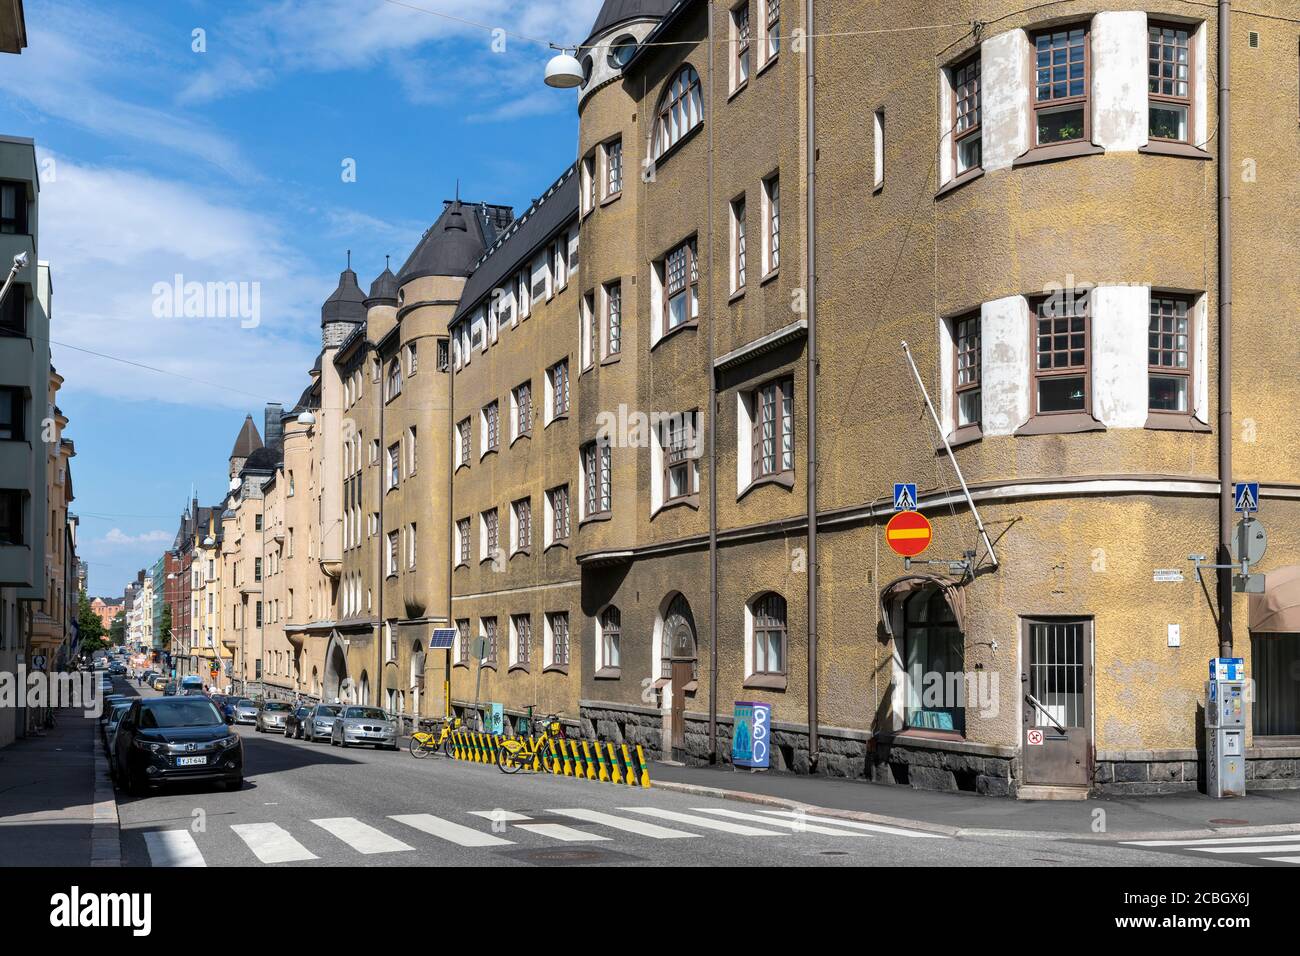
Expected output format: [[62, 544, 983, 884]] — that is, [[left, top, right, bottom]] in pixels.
[[1095, 748, 1300, 795]]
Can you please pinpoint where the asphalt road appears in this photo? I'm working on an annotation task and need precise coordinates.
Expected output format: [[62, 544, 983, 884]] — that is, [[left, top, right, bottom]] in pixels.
[[106, 683, 1285, 868]]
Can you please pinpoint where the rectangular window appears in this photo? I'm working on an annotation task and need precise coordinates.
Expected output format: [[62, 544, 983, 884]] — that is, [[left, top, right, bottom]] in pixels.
[[730, 196, 747, 291], [582, 291, 596, 370], [604, 281, 622, 357], [513, 381, 532, 438], [483, 618, 498, 665], [407, 522, 417, 569], [0, 182, 27, 234], [255, 602, 263, 628], [406, 426, 417, 476], [483, 401, 500, 452], [457, 418, 470, 467], [1148, 23, 1192, 142], [663, 411, 699, 502], [406, 342, 418, 376], [548, 485, 570, 542], [1033, 293, 1090, 414], [549, 359, 570, 419], [582, 154, 596, 213], [752, 593, 787, 675], [437, 339, 450, 371], [663, 238, 699, 331], [0, 287, 24, 333], [605, 138, 623, 196], [548, 612, 570, 667], [1033, 24, 1090, 145], [457, 517, 470, 566], [583, 442, 612, 517], [763, 175, 780, 273], [254, 557, 262, 582], [733, 3, 751, 89], [387, 530, 398, 576], [456, 619, 470, 664], [1148, 294, 1192, 413], [387, 443, 399, 489], [752, 378, 794, 478], [954, 312, 982, 428], [601, 608, 621, 669], [953, 54, 982, 173], [763, 0, 780, 61], [483, 509, 499, 561], [873, 110, 885, 187], [513, 497, 531, 553], [512, 614, 531, 667], [0, 388, 23, 441]]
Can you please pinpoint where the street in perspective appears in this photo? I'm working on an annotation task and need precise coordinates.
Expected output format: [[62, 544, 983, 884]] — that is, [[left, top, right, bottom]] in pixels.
[[0, 0, 1296, 936]]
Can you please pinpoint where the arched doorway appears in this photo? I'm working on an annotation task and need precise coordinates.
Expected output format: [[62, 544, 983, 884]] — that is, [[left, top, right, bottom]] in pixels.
[[324, 638, 348, 703], [657, 593, 698, 761], [410, 640, 425, 719], [358, 671, 370, 706]]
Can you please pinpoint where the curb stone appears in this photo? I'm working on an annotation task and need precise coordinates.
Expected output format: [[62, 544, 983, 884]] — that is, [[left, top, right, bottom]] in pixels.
[[91, 744, 121, 867]]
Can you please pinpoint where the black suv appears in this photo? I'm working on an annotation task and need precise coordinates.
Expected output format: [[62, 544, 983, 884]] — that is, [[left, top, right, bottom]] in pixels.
[[112, 696, 244, 795]]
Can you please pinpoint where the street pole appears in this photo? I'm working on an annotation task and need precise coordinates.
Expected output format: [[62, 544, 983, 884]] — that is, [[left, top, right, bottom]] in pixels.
[[1216, 0, 1234, 658]]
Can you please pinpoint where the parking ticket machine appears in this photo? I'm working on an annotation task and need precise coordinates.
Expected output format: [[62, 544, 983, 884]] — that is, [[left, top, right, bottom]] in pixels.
[[1206, 658, 1246, 798]]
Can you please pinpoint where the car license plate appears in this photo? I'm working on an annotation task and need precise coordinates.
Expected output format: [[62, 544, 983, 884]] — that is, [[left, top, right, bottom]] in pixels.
[[176, 755, 207, 767]]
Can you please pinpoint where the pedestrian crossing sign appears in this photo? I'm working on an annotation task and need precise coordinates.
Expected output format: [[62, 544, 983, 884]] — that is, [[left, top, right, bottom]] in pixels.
[[894, 483, 918, 512], [1234, 482, 1259, 513]]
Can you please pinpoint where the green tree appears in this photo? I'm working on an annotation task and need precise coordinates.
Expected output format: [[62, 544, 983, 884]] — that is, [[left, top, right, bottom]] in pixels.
[[77, 591, 109, 657], [109, 611, 126, 645], [160, 604, 172, 651]]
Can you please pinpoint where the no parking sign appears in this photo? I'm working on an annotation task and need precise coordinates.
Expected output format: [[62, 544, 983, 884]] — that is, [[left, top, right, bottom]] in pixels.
[[733, 701, 771, 769]]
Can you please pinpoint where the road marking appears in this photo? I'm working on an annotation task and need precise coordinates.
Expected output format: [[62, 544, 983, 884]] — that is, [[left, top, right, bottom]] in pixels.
[[390, 814, 513, 847], [620, 806, 785, 836], [1121, 834, 1300, 847], [1190, 843, 1300, 854], [312, 817, 414, 854], [143, 830, 206, 867], [758, 810, 948, 838], [694, 807, 872, 837], [1262, 857, 1300, 864], [231, 823, 318, 863], [512, 823, 609, 842], [468, 810, 530, 822], [549, 808, 699, 839]]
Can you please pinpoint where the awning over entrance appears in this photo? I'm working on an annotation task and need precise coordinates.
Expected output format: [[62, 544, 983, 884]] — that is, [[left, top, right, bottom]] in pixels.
[[878, 574, 966, 638], [1249, 564, 1300, 633]]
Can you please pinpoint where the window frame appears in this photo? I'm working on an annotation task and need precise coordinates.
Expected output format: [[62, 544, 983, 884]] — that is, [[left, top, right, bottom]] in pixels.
[[751, 376, 795, 481], [1030, 292, 1093, 418], [750, 592, 788, 678], [512, 496, 531, 555], [1147, 21, 1194, 144], [953, 311, 983, 431], [731, 2, 752, 92], [582, 441, 612, 519], [730, 195, 747, 293], [951, 53, 983, 175], [661, 236, 700, 335], [598, 605, 622, 674], [1147, 292, 1195, 417], [603, 281, 622, 359], [652, 65, 704, 161], [762, 174, 780, 276], [1030, 22, 1092, 147]]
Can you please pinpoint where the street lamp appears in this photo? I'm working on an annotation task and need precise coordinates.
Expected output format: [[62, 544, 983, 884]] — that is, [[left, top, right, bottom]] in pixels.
[[544, 49, 584, 88], [0, 251, 29, 308]]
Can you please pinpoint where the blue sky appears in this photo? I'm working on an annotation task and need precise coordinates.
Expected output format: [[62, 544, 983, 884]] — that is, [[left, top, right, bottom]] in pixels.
[[0, 0, 602, 596]]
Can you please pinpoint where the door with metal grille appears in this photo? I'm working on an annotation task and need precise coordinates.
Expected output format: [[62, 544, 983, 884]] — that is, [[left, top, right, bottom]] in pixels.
[[1022, 619, 1092, 787]]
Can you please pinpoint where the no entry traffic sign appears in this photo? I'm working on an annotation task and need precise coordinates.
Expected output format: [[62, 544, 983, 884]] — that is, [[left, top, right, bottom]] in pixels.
[[885, 511, 932, 558]]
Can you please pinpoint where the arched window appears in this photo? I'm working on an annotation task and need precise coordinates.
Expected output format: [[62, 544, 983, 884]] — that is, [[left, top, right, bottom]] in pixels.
[[750, 592, 787, 676], [653, 66, 703, 160], [598, 606, 621, 671], [902, 588, 965, 734], [386, 358, 402, 400]]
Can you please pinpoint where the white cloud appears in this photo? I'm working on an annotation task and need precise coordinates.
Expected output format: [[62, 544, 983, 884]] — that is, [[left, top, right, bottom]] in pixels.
[[101, 528, 172, 547], [38, 151, 327, 410]]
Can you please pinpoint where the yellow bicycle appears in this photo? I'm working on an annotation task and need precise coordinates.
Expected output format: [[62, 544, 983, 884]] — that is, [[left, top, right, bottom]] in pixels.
[[496, 713, 564, 774], [408, 716, 462, 758]]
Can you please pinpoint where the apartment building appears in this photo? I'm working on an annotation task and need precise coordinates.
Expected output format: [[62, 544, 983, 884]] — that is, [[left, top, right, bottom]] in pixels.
[[30, 358, 76, 672], [448, 172, 584, 731]]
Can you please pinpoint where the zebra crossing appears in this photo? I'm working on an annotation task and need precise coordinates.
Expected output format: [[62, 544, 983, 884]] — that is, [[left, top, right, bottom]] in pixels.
[[140, 805, 945, 867], [1119, 832, 1300, 866]]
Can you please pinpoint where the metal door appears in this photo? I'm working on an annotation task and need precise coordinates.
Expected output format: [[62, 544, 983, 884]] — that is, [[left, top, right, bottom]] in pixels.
[[1022, 619, 1092, 786]]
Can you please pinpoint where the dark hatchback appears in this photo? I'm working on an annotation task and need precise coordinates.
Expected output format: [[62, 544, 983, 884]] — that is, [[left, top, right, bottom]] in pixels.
[[112, 696, 244, 796]]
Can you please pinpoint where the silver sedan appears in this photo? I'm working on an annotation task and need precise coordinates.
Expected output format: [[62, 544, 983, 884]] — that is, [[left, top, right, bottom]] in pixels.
[[303, 704, 342, 742], [232, 699, 259, 725], [330, 706, 398, 750], [256, 701, 293, 733]]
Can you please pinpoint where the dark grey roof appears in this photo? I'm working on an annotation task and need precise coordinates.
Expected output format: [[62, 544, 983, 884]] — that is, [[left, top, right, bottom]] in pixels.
[[321, 265, 367, 327], [242, 446, 280, 473], [621, 0, 699, 71], [287, 380, 319, 417], [584, 0, 678, 46], [229, 415, 262, 460], [397, 200, 513, 285], [366, 264, 399, 306], [452, 165, 579, 324]]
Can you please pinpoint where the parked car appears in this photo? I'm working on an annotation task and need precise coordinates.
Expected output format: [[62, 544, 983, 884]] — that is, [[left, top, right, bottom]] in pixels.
[[302, 704, 341, 742], [103, 701, 133, 754], [151, 676, 167, 691], [283, 704, 314, 739], [100, 697, 131, 741], [111, 695, 243, 795], [256, 701, 293, 733], [231, 699, 258, 725], [330, 706, 398, 750], [162, 682, 177, 696]]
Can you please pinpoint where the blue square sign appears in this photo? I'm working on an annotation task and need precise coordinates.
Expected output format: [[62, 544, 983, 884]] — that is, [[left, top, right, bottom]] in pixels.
[[1234, 482, 1259, 513], [893, 483, 918, 512]]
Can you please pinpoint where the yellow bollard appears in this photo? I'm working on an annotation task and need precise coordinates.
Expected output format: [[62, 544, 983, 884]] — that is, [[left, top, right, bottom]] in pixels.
[[596, 741, 610, 782], [471, 732, 481, 763], [621, 744, 637, 787], [608, 742, 623, 785], [582, 741, 598, 780], [559, 739, 573, 776], [529, 735, 540, 772], [635, 744, 651, 788]]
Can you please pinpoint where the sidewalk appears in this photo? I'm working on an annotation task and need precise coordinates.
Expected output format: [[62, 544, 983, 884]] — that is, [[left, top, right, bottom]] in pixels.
[[651, 762, 1300, 839], [0, 707, 119, 866]]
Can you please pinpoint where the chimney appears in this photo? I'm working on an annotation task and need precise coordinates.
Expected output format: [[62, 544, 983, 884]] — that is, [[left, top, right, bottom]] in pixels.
[[264, 403, 284, 457]]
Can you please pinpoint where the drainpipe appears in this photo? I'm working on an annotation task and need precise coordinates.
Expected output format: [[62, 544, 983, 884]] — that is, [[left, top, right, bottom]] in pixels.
[[377, 375, 386, 707], [804, 0, 820, 770], [1217, 1, 1233, 658], [707, 0, 719, 765], [447, 340, 455, 719]]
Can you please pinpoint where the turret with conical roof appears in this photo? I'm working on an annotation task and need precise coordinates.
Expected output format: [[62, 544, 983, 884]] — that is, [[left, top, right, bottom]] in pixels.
[[322, 252, 367, 348], [396, 200, 492, 286], [228, 414, 263, 480], [365, 255, 399, 309]]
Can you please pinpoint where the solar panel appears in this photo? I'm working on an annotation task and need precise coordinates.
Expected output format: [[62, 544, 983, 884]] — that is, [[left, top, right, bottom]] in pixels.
[[429, 628, 457, 649]]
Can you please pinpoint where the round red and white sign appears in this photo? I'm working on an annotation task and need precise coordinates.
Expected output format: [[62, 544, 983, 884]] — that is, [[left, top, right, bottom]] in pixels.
[[1026, 729, 1045, 746]]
